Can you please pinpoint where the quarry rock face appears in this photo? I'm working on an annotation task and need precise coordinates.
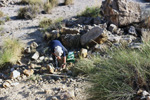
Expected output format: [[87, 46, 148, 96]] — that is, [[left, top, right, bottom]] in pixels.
[[101, 0, 150, 27]]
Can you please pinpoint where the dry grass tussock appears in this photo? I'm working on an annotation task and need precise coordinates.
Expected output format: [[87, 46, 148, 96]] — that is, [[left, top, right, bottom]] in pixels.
[[74, 43, 150, 100], [0, 38, 24, 69], [0, 11, 4, 18], [64, 0, 74, 5], [18, 5, 40, 19]]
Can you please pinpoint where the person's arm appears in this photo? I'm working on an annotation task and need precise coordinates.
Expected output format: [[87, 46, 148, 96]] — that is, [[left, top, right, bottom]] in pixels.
[[61, 56, 66, 69]]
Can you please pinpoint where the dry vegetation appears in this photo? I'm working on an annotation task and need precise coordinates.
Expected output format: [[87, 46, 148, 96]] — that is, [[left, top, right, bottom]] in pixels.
[[0, 38, 24, 69], [18, 5, 40, 19], [64, 0, 74, 5], [74, 43, 150, 100]]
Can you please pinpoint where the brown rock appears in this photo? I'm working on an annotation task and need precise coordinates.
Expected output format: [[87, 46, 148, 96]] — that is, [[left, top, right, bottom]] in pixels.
[[47, 64, 55, 74], [3, 80, 12, 88], [23, 69, 34, 76], [80, 27, 107, 46], [101, 0, 141, 27]]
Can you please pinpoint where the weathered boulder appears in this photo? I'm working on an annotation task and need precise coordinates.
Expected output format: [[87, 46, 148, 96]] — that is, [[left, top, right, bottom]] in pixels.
[[61, 34, 81, 49], [101, 0, 142, 27], [80, 27, 108, 46]]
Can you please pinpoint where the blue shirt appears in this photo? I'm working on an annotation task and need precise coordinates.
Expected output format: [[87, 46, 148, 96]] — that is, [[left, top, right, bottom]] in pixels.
[[49, 40, 66, 57]]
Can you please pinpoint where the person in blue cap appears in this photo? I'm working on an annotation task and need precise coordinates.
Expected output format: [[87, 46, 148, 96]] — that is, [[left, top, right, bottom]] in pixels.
[[49, 40, 67, 69]]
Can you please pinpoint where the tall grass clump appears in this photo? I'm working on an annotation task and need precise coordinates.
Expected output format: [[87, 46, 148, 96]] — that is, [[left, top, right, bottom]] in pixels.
[[78, 7, 100, 18], [49, 0, 58, 7], [74, 43, 150, 100], [64, 0, 74, 5], [0, 38, 23, 69]]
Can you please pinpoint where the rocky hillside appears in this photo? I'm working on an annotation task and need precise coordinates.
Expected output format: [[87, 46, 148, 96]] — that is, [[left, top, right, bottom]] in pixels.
[[0, 0, 150, 100]]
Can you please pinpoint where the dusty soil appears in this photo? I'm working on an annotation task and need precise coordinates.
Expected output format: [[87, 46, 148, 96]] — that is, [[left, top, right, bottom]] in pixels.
[[0, 0, 102, 100]]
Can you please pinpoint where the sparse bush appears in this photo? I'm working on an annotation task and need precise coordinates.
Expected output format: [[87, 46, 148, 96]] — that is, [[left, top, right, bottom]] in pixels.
[[0, 11, 4, 18], [18, 5, 40, 19], [43, 2, 53, 14], [20, 0, 42, 5], [64, 0, 74, 5], [39, 18, 53, 28], [39, 17, 63, 30], [74, 43, 150, 100], [0, 38, 24, 69], [78, 7, 100, 18]]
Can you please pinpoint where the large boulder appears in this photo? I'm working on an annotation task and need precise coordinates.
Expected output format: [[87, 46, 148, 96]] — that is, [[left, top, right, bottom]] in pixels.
[[101, 0, 150, 27], [80, 27, 108, 46], [61, 34, 81, 49]]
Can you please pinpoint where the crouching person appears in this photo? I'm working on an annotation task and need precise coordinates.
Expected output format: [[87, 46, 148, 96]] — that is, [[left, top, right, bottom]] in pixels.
[[49, 40, 68, 69]]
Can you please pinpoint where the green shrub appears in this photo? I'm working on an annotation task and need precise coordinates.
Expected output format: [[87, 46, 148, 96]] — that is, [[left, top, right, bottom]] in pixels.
[[18, 5, 40, 19], [20, 0, 42, 5], [28, 74, 41, 81], [39, 18, 53, 28], [64, 0, 74, 5], [74, 43, 150, 100], [0, 38, 24, 69], [78, 7, 100, 18], [0, 11, 4, 18]]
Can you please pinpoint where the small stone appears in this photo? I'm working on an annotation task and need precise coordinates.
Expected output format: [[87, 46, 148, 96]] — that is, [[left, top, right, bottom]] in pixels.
[[47, 64, 55, 74], [25, 47, 31, 53], [51, 96, 58, 100], [32, 51, 39, 60], [39, 56, 45, 61], [3, 80, 12, 88], [143, 91, 150, 97], [23, 69, 34, 76], [11, 82, 19, 87], [10, 70, 20, 79], [30, 42, 38, 49], [80, 48, 87, 58], [45, 89, 51, 94], [109, 24, 117, 33], [137, 89, 143, 95], [128, 26, 137, 36]]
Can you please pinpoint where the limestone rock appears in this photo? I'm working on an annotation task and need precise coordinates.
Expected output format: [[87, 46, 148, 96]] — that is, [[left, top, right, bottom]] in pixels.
[[80, 27, 107, 45], [30, 42, 38, 49], [23, 69, 34, 76], [109, 24, 117, 33], [80, 48, 87, 58], [101, 0, 141, 27], [47, 64, 55, 74], [51, 96, 58, 100], [10, 70, 20, 79], [128, 26, 137, 36], [3, 80, 12, 88], [32, 51, 39, 60]]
